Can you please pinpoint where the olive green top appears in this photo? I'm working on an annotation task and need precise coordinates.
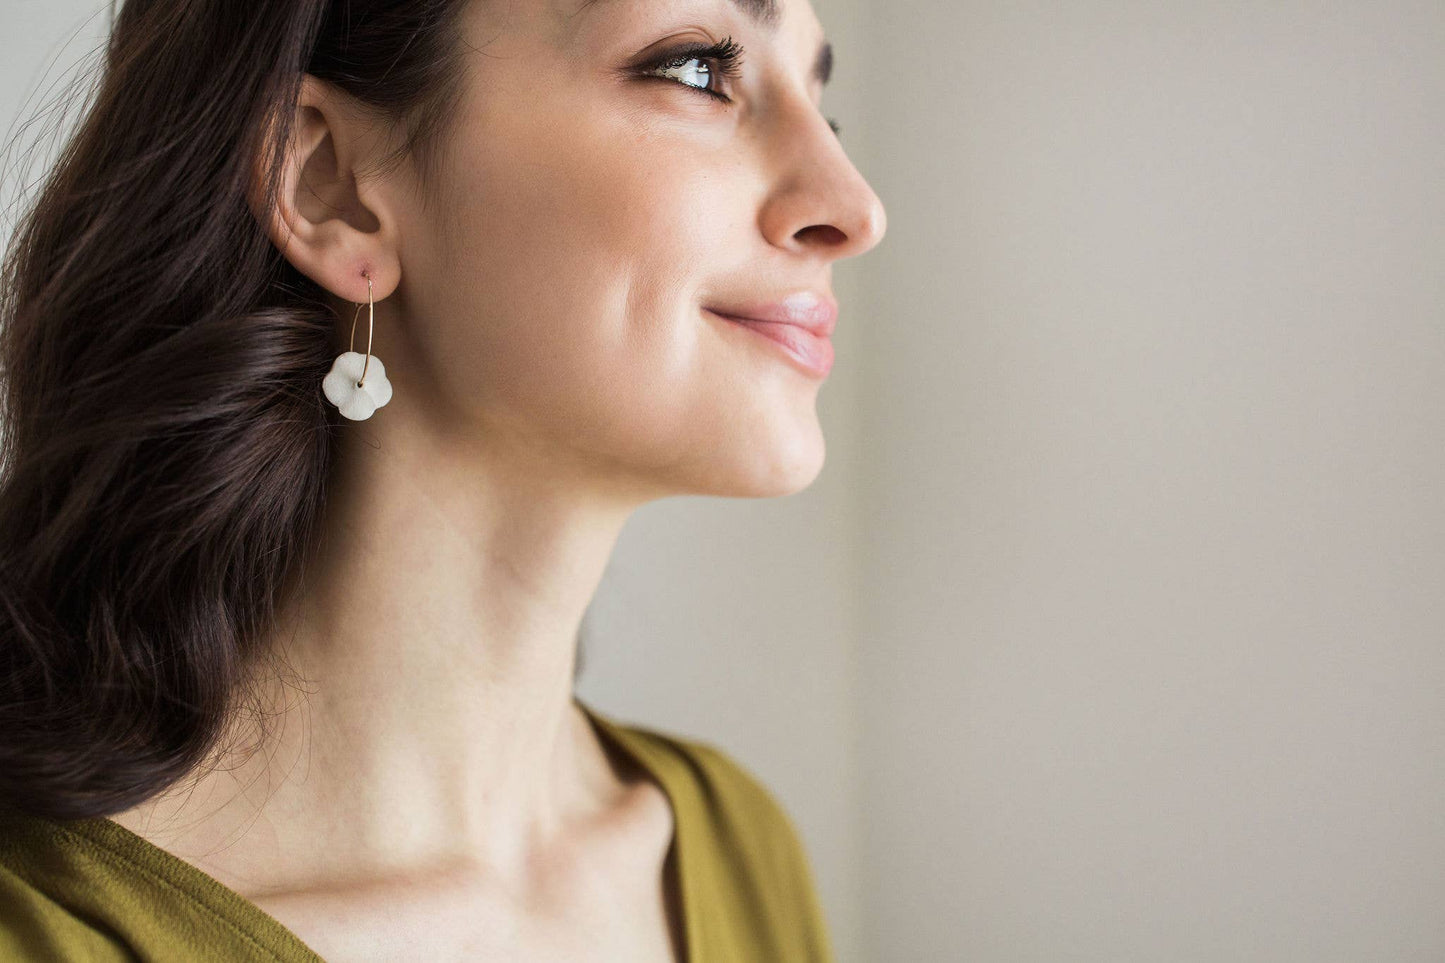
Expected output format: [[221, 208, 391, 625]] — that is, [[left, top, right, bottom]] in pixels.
[[0, 697, 834, 962]]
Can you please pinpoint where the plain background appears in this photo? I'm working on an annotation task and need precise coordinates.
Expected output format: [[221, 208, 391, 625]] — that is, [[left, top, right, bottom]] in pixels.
[[4, 1, 1442, 961]]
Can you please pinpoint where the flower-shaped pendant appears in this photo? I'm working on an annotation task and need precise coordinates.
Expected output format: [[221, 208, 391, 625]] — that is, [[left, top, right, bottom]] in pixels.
[[322, 351, 393, 421]]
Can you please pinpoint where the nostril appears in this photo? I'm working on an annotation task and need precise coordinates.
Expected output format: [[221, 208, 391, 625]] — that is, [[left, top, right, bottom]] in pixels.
[[796, 224, 848, 245]]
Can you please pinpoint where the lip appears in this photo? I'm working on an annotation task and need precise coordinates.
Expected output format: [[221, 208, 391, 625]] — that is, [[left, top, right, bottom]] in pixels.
[[706, 291, 839, 338], [705, 307, 835, 378]]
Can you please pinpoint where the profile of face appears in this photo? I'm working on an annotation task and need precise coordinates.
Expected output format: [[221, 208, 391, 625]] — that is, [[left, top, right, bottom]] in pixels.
[[290, 0, 887, 503]]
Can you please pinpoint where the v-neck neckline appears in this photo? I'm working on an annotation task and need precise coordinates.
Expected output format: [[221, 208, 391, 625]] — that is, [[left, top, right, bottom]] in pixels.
[[42, 698, 697, 963], [576, 697, 698, 963]]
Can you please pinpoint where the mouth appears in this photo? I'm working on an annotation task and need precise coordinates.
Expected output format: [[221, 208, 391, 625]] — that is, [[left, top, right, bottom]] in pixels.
[[704, 308, 835, 378]]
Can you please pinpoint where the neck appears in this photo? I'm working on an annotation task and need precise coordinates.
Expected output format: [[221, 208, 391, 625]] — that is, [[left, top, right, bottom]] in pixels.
[[111, 415, 650, 896]]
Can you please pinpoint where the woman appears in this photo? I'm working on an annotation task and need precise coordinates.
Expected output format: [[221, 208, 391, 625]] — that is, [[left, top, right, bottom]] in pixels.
[[0, 0, 884, 958]]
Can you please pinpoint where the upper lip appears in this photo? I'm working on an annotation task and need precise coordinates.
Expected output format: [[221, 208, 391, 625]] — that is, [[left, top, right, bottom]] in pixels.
[[706, 291, 839, 337]]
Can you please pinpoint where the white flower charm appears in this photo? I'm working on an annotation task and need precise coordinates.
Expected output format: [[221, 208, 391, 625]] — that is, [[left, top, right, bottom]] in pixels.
[[322, 351, 393, 421]]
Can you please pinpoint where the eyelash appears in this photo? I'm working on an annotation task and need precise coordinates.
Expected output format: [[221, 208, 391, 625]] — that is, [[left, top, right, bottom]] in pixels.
[[638, 37, 843, 137]]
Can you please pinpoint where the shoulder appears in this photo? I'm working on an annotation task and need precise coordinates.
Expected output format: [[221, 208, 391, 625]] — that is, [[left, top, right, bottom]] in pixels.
[[0, 811, 150, 961], [666, 732, 828, 895], [589, 711, 835, 959], [601, 716, 801, 848], [0, 807, 319, 962]]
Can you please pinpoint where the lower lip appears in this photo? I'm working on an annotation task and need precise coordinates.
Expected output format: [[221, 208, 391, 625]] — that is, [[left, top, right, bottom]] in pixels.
[[706, 309, 834, 378]]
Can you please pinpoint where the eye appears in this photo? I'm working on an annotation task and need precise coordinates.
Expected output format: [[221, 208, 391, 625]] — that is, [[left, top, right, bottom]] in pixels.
[[636, 36, 843, 137], [638, 37, 746, 104]]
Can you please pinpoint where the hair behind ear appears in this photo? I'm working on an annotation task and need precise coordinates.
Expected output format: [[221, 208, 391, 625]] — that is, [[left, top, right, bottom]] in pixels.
[[0, 0, 471, 822]]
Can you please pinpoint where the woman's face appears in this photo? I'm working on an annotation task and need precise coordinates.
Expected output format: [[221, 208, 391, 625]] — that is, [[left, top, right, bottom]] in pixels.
[[391, 0, 886, 500]]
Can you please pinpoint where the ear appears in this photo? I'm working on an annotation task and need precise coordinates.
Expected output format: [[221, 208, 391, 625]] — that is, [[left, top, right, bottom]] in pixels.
[[246, 73, 402, 306]]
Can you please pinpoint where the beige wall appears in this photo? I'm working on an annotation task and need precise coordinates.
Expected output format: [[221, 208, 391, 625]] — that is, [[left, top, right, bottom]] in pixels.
[[844, 1, 1445, 960], [7, 1, 1443, 961]]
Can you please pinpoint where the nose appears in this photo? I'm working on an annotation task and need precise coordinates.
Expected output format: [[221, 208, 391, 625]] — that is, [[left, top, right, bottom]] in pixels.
[[757, 96, 888, 262]]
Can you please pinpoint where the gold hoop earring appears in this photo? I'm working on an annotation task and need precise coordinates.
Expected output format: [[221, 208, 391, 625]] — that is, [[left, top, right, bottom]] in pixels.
[[322, 273, 393, 421]]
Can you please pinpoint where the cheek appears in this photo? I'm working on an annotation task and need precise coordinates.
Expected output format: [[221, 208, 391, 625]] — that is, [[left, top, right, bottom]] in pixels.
[[415, 97, 747, 467]]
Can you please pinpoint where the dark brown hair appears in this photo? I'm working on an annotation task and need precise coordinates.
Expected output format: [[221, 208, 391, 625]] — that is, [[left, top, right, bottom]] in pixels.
[[0, 0, 479, 821]]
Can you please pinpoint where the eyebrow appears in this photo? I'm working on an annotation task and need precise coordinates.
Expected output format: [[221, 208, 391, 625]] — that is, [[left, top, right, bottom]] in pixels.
[[575, 0, 834, 86]]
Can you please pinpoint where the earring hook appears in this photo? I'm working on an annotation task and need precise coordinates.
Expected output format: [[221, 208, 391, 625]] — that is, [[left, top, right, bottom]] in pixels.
[[347, 275, 375, 386]]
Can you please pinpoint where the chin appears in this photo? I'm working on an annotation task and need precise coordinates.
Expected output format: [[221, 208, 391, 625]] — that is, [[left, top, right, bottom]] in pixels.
[[705, 428, 828, 499]]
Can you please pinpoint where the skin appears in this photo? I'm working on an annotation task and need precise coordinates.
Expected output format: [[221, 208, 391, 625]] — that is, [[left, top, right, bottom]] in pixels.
[[111, 0, 884, 957]]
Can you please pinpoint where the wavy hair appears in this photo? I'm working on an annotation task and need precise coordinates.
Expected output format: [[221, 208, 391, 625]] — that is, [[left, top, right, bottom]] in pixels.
[[0, 0, 501, 821]]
